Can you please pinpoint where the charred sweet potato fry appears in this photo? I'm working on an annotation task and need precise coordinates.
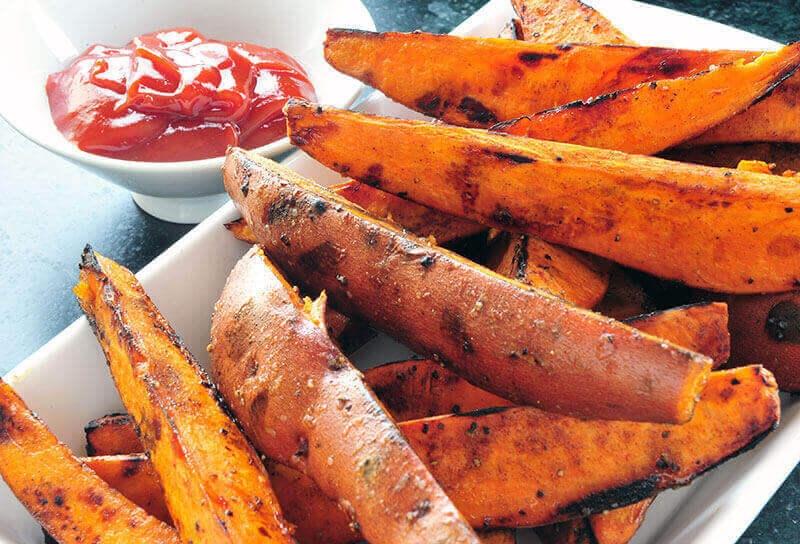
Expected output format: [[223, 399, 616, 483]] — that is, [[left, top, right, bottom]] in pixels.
[[511, 0, 631, 44], [287, 102, 800, 294], [687, 74, 800, 145], [85, 412, 141, 456], [86, 414, 141, 456], [228, 182, 485, 246], [488, 233, 611, 307], [511, 1, 800, 149], [324, 29, 766, 128], [74, 248, 294, 544], [660, 142, 800, 173], [0, 380, 179, 544], [368, 359, 512, 420], [224, 147, 712, 422], [625, 303, 729, 368], [82, 454, 172, 524], [402, 364, 778, 527], [333, 180, 486, 243], [494, 45, 800, 154], [589, 500, 653, 544], [210, 247, 480, 544]]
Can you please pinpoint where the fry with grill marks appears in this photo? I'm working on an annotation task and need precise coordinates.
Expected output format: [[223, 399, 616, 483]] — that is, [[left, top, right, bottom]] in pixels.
[[223, 147, 713, 422], [494, 44, 800, 154], [286, 102, 800, 294], [74, 248, 294, 544]]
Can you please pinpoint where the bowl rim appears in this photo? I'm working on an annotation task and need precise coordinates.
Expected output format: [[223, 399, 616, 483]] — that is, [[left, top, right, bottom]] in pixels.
[[0, 0, 375, 172]]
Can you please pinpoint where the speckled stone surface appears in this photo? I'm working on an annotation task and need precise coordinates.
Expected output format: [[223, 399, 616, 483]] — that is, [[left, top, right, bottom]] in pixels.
[[0, 1, 797, 542]]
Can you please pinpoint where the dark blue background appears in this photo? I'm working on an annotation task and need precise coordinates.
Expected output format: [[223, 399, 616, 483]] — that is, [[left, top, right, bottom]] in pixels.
[[0, 1, 797, 541]]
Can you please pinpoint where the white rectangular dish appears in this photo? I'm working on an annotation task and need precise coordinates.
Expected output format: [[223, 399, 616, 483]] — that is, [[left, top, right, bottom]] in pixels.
[[2, 1, 796, 543]]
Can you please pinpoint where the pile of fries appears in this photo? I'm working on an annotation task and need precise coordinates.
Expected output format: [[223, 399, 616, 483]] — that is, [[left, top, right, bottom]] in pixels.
[[3, 1, 800, 543]]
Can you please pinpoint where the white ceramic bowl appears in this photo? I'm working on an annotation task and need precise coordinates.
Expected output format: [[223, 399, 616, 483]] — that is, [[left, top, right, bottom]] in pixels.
[[0, 0, 374, 223]]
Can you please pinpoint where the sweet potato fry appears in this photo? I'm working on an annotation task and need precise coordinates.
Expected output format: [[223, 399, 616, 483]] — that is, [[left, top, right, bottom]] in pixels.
[[333, 180, 486, 243], [512, 3, 800, 148], [403, 364, 778, 527], [511, 0, 631, 44], [287, 102, 800, 293], [687, 74, 800, 145], [228, 183, 485, 246], [85, 412, 141, 456], [324, 29, 763, 128], [660, 142, 800, 173], [589, 500, 652, 544], [493, 44, 800, 154], [86, 414, 142, 456], [209, 247, 480, 544], [74, 248, 294, 544], [224, 147, 712, 422], [488, 233, 611, 307], [368, 360, 512, 420], [626, 303, 729, 368], [80, 365, 777, 532], [82, 454, 172, 524], [0, 380, 179, 543]]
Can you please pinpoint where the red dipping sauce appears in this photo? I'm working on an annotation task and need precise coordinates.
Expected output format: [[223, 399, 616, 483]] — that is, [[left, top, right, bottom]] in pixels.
[[46, 28, 317, 161]]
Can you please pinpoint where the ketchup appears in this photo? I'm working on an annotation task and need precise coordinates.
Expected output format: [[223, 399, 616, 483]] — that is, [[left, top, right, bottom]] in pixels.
[[46, 28, 316, 161]]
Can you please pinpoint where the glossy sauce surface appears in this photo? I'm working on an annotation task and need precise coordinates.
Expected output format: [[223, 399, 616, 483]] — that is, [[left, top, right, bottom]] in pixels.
[[46, 28, 316, 161]]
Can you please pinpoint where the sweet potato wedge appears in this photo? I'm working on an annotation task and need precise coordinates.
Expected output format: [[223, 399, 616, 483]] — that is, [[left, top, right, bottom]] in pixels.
[[511, 0, 631, 44], [0, 380, 179, 544], [287, 102, 800, 293], [368, 359, 512, 420], [79, 364, 777, 532], [589, 500, 652, 544], [625, 303, 729, 368], [323, 29, 765, 128], [229, 182, 486, 246], [224, 147, 712, 422], [210, 246, 480, 544], [488, 233, 611, 307], [687, 74, 800, 145], [401, 364, 778, 527], [493, 44, 800, 154], [660, 142, 800, 173], [510, 1, 800, 149], [85, 412, 141, 456], [333, 180, 486, 243], [74, 248, 294, 544], [82, 454, 172, 524]]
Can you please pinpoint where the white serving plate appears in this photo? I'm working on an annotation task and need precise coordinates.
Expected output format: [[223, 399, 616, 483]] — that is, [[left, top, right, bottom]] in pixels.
[[2, 1, 795, 543]]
